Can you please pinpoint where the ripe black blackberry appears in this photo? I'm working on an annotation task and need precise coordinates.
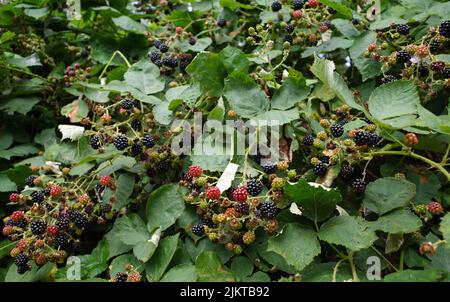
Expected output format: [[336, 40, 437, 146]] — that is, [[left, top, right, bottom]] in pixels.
[[158, 43, 169, 53], [338, 118, 349, 126], [115, 272, 128, 282], [262, 163, 276, 174], [188, 37, 196, 45], [192, 223, 205, 236], [235, 202, 249, 214], [396, 24, 410, 35], [31, 190, 45, 203], [153, 40, 162, 49], [153, 59, 162, 67], [367, 133, 381, 146], [396, 50, 411, 63], [271, 1, 282, 12], [339, 163, 354, 178], [90, 136, 100, 149], [382, 75, 397, 84], [56, 214, 70, 229], [417, 64, 429, 77], [113, 135, 129, 150], [142, 135, 155, 148], [12, 219, 27, 228], [285, 24, 294, 33], [443, 67, 450, 79], [54, 233, 69, 248], [217, 18, 226, 27], [303, 134, 314, 146], [351, 178, 366, 193], [292, 0, 304, 10], [131, 143, 143, 156], [15, 253, 29, 267], [156, 160, 170, 172], [327, 7, 336, 14], [313, 162, 327, 176], [131, 119, 141, 131], [71, 211, 88, 228], [431, 61, 445, 73], [150, 51, 161, 62], [429, 40, 441, 53], [25, 175, 36, 187], [30, 220, 47, 235], [121, 99, 133, 110], [439, 20, 450, 37], [283, 34, 293, 43], [162, 56, 178, 68], [330, 123, 344, 137], [247, 179, 263, 196], [353, 131, 369, 146], [259, 201, 277, 219]]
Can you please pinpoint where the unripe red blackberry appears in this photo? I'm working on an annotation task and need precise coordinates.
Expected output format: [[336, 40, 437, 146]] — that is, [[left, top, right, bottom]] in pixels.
[[427, 201, 444, 215], [403, 133, 418, 146], [9, 193, 21, 203], [188, 165, 203, 177], [206, 186, 221, 200], [232, 187, 248, 202]]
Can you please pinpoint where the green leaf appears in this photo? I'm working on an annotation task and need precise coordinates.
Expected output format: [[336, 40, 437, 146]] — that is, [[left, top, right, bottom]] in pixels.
[[302, 37, 354, 58], [231, 256, 254, 281], [0, 240, 15, 260], [4, 52, 41, 68], [318, 0, 353, 18], [407, 170, 441, 204], [370, 209, 422, 234], [384, 269, 444, 282], [0, 131, 13, 150], [0, 144, 39, 160], [112, 16, 147, 34], [349, 32, 382, 81], [332, 19, 360, 39], [368, 80, 420, 129], [310, 56, 364, 111], [186, 52, 227, 97], [114, 214, 149, 246], [5, 262, 54, 282], [440, 213, 450, 248], [220, 46, 251, 73], [160, 264, 197, 282], [284, 180, 341, 222], [165, 84, 201, 105], [124, 60, 165, 95], [146, 184, 186, 232], [0, 174, 17, 192], [318, 216, 377, 251], [301, 262, 352, 282], [363, 177, 416, 215], [267, 223, 321, 271], [145, 234, 180, 281], [195, 251, 235, 282], [242, 271, 271, 282], [0, 96, 40, 115], [252, 108, 299, 125], [113, 173, 135, 210], [271, 74, 310, 110], [185, 238, 233, 264], [224, 71, 270, 118]]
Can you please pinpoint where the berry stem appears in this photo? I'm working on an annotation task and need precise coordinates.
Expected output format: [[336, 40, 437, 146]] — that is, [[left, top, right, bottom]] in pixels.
[[98, 50, 131, 80], [366, 150, 450, 182]]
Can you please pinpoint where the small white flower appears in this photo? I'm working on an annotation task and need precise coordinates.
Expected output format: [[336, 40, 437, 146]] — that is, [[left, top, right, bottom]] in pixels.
[[58, 125, 85, 141]]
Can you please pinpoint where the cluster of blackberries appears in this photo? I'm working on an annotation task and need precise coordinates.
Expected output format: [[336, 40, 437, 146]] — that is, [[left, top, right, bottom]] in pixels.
[[439, 20, 450, 37], [70, 211, 88, 228], [382, 75, 398, 84], [353, 131, 381, 147]]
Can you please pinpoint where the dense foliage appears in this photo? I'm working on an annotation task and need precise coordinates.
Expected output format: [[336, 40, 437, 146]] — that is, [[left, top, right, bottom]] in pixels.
[[0, 0, 450, 282]]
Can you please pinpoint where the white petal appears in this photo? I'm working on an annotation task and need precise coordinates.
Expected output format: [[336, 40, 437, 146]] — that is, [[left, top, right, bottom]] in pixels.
[[58, 125, 85, 141]]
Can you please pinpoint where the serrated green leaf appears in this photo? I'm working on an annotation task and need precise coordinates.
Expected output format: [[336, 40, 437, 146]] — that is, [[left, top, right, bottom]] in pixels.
[[195, 251, 235, 282], [370, 209, 422, 234], [363, 177, 416, 215], [267, 223, 321, 271], [145, 234, 180, 281], [318, 216, 377, 251]]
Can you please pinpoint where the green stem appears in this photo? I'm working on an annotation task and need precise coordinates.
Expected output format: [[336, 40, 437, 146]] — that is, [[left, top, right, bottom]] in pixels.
[[347, 252, 359, 282], [98, 50, 131, 80], [367, 150, 450, 182], [399, 248, 404, 271]]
